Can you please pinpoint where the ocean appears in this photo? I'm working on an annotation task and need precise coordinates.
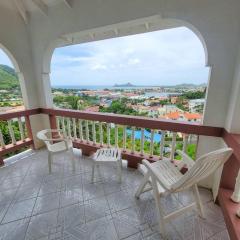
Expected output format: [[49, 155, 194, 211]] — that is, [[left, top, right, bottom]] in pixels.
[[52, 85, 162, 90]]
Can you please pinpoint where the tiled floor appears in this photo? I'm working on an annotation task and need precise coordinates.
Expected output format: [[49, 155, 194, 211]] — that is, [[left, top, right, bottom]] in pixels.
[[0, 149, 229, 240]]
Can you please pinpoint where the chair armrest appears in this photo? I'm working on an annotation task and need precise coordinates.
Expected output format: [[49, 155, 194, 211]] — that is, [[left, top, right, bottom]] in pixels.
[[44, 137, 68, 142], [176, 150, 195, 169], [142, 159, 171, 190]]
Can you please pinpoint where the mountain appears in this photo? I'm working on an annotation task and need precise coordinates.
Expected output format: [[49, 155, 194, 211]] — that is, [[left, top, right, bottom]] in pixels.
[[0, 65, 19, 90], [113, 82, 136, 87]]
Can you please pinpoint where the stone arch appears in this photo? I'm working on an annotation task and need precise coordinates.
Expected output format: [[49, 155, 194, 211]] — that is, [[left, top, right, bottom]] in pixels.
[[0, 43, 30, 108], [42, 15, 209, 75], [0, 43, 21, 73], [163, 18, 209, 67]]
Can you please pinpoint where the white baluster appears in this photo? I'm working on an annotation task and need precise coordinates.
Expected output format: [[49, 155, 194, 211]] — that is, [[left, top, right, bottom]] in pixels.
[[99, 122, 103, 146], [78, 120, 83, 141], [92, 121, 96, 145], [160, 130, 166, 159], [0, 130, 5, 148], [7, 120, 16, 145], [170, 132, 177, 161], [18, 117, 25, 141], [72, 118, 77, 139], [115, 124, 118, 147], [140, 128, 145, 156], [107, 123, 110, 147], [231, 170, 240, 203], [131, 127, 135, 154], [86, 120, 89, 143], [183, 134, 188, 153], [67, 118, 71, 138], [123, 125, 126, 151], [150, 129, 155, 157], [61, 117, 66, 135], [56, 117, 60, 131], [237, 208, 240, 218]]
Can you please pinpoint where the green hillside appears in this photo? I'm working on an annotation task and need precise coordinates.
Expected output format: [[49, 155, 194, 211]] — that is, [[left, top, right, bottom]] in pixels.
[[0, 64, 19, 90]]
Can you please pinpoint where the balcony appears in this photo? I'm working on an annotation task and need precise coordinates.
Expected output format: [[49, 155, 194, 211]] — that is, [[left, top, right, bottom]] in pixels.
[[0, 108, 239, 239], [1, 1, 240, 239], [0, 149, 229, 240]]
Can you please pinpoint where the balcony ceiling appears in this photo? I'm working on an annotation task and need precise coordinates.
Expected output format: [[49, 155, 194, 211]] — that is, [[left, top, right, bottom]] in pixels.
[[0, 0, 72, 24]]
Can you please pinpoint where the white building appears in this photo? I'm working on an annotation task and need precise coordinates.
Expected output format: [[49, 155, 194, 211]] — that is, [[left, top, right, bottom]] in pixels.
[[189, 99, 206, 112]]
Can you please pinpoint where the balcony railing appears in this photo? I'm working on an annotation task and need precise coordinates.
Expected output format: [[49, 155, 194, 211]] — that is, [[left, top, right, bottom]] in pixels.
[[0, 107, 223, 166], [0, 108, 40, 165], [41, 107, 222, 168], [0, 107, 240, 239]]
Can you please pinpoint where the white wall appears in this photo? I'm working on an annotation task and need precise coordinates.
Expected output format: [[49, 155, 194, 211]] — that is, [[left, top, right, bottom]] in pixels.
[[26, 0, 240, 129], [0, 4, 39, 109]]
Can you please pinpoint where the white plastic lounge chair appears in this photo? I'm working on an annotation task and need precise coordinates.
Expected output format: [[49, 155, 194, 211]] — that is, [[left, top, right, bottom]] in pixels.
[[37, 129, 77, 173], [91, 148, 122, 183], [135, 148, 233, 237]]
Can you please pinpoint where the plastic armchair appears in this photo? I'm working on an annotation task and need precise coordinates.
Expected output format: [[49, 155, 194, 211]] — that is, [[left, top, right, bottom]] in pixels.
[[37, 129, 76, 173], [135, 148, 233, 237]]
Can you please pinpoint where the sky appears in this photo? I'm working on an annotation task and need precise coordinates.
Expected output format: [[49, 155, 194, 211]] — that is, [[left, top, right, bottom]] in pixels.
[[0, 27, 209, 87], [0, 49, 13, 67]]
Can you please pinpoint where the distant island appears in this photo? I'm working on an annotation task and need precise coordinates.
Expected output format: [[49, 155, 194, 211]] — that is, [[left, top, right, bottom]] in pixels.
[[113, 82, 136, 87]]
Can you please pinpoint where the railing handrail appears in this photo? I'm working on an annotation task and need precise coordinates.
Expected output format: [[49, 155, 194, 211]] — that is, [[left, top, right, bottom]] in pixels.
[[40, 107, 223, 137], [0, 108, 41, 121]]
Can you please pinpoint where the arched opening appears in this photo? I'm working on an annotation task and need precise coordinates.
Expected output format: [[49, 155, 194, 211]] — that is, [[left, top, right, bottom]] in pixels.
[[49, 26, 209, 122], [0, 46, 27, 153], [46, 25, 209, 159], [0, 47, 24, 112]]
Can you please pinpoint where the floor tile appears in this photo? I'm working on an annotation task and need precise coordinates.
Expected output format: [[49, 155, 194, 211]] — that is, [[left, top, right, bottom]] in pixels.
[[84, 196, 111, 222], [0, 189, 17, 205], [2, 198, 35, 223], [63, 216, 118, 240], [0, 218, 29, 240], [82, 182, 105, 200], [26, 210, 59, 240], [0, 176, 23, 191], [59, 188, 83, 207], [32, 192, 60, 215], [58, 203, 85, 229], [14, 185, 40, 202], [38, 179, 62, 196], [107, 189, 136, 213], [112, 207, 142, 239]]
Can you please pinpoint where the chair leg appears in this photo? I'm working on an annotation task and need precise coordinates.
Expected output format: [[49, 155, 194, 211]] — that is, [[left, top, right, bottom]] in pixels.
[[193, 184, 205, 218], [135, 171, 151, 199], [48, 152, 52, 174], [91, 162, 96, 183], [117, 160, 122, 183], [70, 148, 76, 172], [96, 164, 101, 180], [151, 177, 166, 237]]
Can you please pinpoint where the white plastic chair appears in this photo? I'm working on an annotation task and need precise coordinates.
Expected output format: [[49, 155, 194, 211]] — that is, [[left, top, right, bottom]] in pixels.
[[37, 129, 76, 174], [91, 148, 122, 183], [135, 148, 233, 237]]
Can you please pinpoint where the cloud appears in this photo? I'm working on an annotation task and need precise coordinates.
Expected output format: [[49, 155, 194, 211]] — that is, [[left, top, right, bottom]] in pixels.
[[51, 27, 209, 86], [91, 63, 107, 70], [128, 58, 140, 65]]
